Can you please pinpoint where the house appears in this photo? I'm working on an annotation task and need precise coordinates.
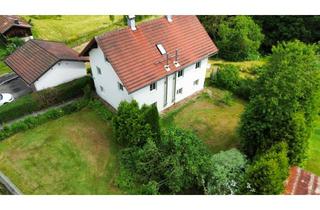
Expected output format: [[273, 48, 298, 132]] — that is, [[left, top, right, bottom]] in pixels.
[[81, 15, 218, 112], [0, 16, 32, 41], [285, 167, 320, 195], [5, 39, 88, 91]]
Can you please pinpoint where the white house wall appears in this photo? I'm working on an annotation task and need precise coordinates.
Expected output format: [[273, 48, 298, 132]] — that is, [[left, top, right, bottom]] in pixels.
[[34, 61, 86, 91], [89, 47, 131, 109], [89, 45, 209, 112]]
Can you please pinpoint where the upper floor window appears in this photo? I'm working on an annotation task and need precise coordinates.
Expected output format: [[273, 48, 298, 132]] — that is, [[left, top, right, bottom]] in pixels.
[[177, 69, 184, 77], [150, 82, 157, 91], [195, 61, 201, 69], [96, 66, 102, 74], [118, 82, 124, 91]]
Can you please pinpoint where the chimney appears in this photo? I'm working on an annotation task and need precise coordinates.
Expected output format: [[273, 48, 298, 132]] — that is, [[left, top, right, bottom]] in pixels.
[[166, 15, 173, 23], [14, 19, 20, 25], [127, 15, 136, 31]]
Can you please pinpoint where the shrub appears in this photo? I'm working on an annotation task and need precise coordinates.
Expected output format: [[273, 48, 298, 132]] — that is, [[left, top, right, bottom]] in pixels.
[[211, 65, 240, 92], [235, 78, 254, 100], [5, 37, 24, 55], [205, 149, 247, 195], [141, 104, 161, 143], [0, 99, 89, 141], [245, 142, 289, 194], [0, 76, 92, 124], [217, 16, 264, 61], [88, 100, 114, 122], [239, 40, 320, 165], [112, 100, 153, 146]]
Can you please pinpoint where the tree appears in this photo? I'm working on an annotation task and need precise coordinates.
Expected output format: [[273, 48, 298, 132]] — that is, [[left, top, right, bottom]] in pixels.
[[109, 15, 115, 22], [197, 16, 229, 41], [211, 64, 240, 92], [5, 37, 24, 55], [217, 16, 264, 61], [112, 100, 153, 146], [205, 149, 247, 195], [239, 40, 320, 165], [253, 16, 320, 53], [245, 142, 289, 194], [142, 104, 161, 143]]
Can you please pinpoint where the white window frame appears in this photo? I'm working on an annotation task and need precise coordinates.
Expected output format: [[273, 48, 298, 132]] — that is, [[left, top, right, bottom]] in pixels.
[[96, 66, 102, 75], [177, 88, 183, 94], [118, 82, 124, 91], [193, 79, 199, 86], [150, 82, 157, 91], [156, 44, 166, 55], [195, 61, 201, 69], [177, 69, 184, 77]]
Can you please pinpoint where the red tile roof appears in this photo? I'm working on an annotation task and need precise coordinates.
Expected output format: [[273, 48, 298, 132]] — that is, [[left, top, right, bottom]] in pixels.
[[5, 40, 88, 85], [285, 167, 320, 195], [81, 16, 218, 93], [0, 15, 31, 34]]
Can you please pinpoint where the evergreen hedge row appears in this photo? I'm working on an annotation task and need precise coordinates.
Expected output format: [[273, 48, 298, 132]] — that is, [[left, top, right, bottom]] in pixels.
[[0, 76, 93, 124]]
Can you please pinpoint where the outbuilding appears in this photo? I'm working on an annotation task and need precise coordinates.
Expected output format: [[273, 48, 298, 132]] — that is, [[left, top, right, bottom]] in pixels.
[[5, 39, 88, 91], [0, 15, 32, 41]]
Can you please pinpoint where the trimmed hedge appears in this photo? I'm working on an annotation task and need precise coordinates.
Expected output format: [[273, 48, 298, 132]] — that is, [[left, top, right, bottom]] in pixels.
[[0, 76, 93, 124], [0, 98, 89, 141]]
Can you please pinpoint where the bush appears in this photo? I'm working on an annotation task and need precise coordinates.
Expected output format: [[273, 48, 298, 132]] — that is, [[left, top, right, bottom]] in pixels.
[[239, 40, 320, 164], [245, 142, 289, 194], [141, 104, 161, 143], [0, 76, 92, 124], [205, 149, 247, 195], [0, 98, 89, 141], [211, 65, 240, 92], [217, 16, 264, 61], [88, 100, 114, 122]]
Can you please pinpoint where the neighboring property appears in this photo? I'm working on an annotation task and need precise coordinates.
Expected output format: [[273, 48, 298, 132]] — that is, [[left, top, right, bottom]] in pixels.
[[0, 15, 32, 41], [285, 167, 320, 195], [81, 15, 218, 112], [5, 39, 88, 91]]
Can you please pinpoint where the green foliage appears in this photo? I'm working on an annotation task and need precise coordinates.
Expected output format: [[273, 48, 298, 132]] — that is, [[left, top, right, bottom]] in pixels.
[[205, 149, 247, 195], [113, 100, 153, 147], [211, 64, 254, 100], [5, 37, 24, 55], [109, 15, 115, 22], [253, 16, 320, 53], [0, 76, 92, 124], [141, 104, 161, 142], [245, 142, 289, 194], [239, 40, 320, 165], [87, 100, 114, 122], [0, 99, 89, 141], [217, 16, 264, 61], [197, 15, 229, 41], [218, 92, 234, 106]]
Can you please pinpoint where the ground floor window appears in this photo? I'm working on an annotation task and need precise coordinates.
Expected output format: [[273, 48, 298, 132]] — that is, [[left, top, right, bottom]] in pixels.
[[100, 85, 104, 92], [150, 82, 157, 91], [193, 79, 199, 85], [177, 88, 183, 94]]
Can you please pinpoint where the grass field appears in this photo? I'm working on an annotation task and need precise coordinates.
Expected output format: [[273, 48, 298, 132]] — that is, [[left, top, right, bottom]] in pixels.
[[0, 44, 11, 76], [305, 116, 320, 176], [161, 87, 245, 153], [0, 108, 122, 195], [22, 15, 158, 48]]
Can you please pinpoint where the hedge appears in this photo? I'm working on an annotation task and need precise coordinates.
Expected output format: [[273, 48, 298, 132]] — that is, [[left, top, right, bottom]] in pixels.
[[0, 76, 93, 124], [0, 98, 89, 141]]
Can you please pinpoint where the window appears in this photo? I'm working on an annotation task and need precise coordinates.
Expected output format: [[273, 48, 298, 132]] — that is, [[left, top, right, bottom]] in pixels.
[[177, 88, 183, 94], [156, 44, 167, 55], [177, 69, 184, 77], [96, 66, 102, 74], [100, 86, 104, 92], [150, 82, 156, 91], [193, 79, 199, 86], [195, 61, 201, 69], [118, 82, 124, 91]]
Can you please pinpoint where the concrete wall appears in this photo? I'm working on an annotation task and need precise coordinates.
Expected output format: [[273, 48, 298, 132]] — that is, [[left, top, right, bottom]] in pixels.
[[34, 61, 86, 91]]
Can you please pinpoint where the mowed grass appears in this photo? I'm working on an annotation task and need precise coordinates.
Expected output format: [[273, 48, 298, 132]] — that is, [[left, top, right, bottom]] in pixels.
[[0, 108, 122, 195], [305, 116, 320, 176], [161, 87, 245, 153], [22, 15, 159, 47]]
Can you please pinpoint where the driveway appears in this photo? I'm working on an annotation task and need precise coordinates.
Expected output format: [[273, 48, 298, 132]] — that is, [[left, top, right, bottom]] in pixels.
[[0, 73, 32, 99]]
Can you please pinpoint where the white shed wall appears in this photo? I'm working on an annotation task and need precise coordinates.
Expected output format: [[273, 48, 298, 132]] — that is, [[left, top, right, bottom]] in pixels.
[[34, 61, 86, 91]]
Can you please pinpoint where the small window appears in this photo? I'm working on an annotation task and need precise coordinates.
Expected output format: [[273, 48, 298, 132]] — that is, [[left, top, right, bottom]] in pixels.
[[177, 69, 184, 77], [195, 61, 201, 69], [96, 66, 102, 74], [177, 88, 183, 94], [100, 85, 104, 92], [156, 44, 166, 55], [118, 82, 124, 91], [150, 82, 156, 91], [193, 79, 199, 86]]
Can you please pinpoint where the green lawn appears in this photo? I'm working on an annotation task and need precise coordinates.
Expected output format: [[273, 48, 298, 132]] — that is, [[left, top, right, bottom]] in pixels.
[[22, 15, 159, 47], [0, 108, 122, 195], [161, 87, 245, 153], [305, 116, 320, 176]]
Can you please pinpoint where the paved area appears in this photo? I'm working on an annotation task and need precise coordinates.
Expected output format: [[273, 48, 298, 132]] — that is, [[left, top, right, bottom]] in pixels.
[[285, 167, 320, 195], [0, 74, 32, 99]]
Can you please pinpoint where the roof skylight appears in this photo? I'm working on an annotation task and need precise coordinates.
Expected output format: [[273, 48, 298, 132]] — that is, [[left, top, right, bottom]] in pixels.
[[156, 44, 167, 55]]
